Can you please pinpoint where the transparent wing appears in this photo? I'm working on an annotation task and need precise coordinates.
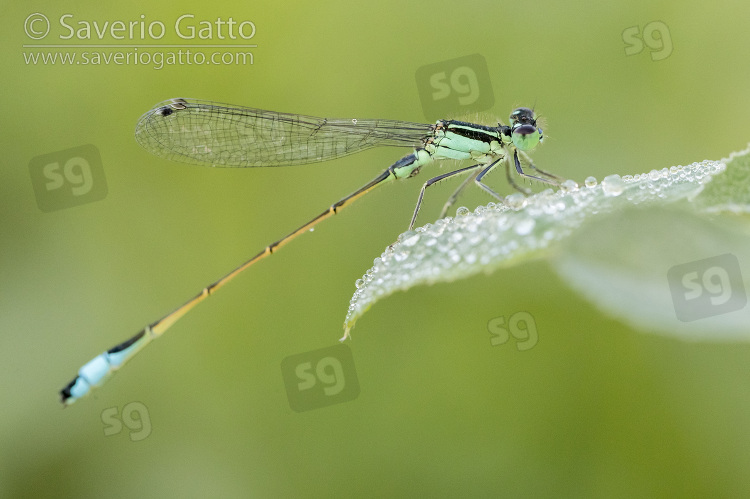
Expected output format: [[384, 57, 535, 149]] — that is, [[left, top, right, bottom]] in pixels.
[[134, 98, 434, 167]]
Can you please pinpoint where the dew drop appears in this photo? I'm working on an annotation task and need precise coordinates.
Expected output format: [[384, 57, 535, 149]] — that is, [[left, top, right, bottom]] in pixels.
[[505, 192, 527, 210], [584, 176, 597, 188], [601, 174, 625, 196], [399, 230, 420, 247], [456, 206, 470, 217], [560, 179, 579, 191]]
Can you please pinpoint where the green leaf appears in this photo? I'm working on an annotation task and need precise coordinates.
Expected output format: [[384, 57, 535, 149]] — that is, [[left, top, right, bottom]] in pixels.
[[694, 142, 750, 214], [554, 206, 750, 341], [342, 158, 738, 339]]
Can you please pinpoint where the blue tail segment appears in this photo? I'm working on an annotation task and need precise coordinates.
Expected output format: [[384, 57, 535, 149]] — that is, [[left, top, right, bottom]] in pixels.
[[60, 329, 152, 405]]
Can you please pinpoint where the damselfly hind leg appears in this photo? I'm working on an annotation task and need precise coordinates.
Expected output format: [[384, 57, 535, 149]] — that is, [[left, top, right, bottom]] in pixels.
[[438, 170, 480, 219], [408, 163, 483, 230]]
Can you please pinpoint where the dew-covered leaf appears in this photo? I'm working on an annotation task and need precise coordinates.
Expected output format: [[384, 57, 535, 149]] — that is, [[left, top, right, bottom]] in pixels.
[[342, 159, 731, 339]]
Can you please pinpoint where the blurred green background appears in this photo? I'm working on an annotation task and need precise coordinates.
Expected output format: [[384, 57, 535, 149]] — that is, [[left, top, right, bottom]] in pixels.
[[3, 0, 750, 497]]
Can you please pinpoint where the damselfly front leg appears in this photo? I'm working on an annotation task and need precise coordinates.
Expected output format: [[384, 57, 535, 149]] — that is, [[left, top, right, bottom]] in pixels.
[[474, 157, 506, 201], [504, 158, 533, 195], [515, 149, 564, 184]]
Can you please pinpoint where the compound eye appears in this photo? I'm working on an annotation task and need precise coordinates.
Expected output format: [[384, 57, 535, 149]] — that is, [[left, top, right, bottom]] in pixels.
[[510, 107, 535, 125], [512, 124, 541, 151]]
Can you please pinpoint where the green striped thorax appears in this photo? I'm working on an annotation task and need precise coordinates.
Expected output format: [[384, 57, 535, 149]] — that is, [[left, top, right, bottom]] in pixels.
[[425, 107, 543, 164], [508, 107, 543, 152]]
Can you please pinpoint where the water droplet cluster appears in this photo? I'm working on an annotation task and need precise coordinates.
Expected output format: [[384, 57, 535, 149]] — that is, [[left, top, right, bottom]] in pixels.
[[343, 161, 726, 332]]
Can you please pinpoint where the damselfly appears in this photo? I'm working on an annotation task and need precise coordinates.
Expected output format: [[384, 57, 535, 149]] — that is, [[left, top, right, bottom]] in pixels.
[[60, 98, 563, 405]]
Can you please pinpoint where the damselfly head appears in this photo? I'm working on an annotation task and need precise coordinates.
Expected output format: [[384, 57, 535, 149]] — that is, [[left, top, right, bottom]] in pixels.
[[509, 107, 542, 152]]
